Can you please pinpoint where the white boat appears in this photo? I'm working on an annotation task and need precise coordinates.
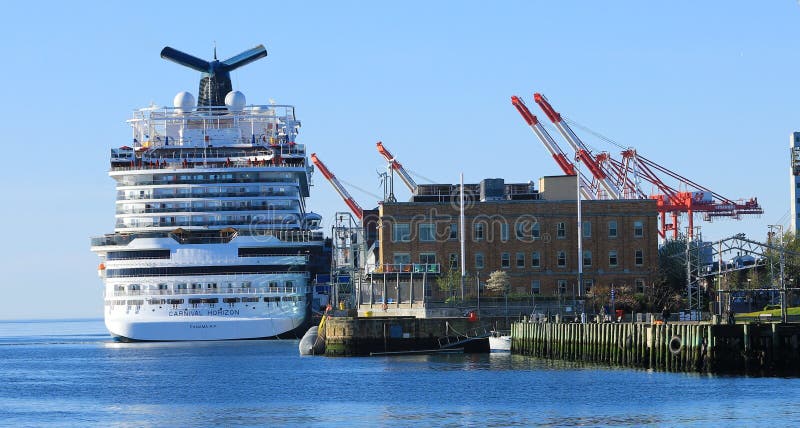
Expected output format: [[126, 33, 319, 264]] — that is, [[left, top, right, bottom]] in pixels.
[[90, 44, 328, 341], [489, 331, 511, 352]]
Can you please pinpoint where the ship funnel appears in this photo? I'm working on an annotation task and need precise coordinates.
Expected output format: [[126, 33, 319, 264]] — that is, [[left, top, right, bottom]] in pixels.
[[160, 45, 267, 107]]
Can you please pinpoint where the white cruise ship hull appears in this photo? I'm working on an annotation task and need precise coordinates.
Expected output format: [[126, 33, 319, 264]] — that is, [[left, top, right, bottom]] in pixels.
[[105, 297, 307, 341]]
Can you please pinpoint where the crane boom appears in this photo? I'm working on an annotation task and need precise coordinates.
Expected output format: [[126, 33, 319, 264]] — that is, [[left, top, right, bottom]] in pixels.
[[510, 96, 594, 200], [310, 153, 363, 220], [511, 90, 763, 240], [375, 141, 418, 193], [533, 93, 622, 199]]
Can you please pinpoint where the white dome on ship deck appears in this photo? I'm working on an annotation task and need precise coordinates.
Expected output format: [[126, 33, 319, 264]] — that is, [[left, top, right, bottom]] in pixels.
[[173, 91, 195, 113], [225, 91, 246, 112]]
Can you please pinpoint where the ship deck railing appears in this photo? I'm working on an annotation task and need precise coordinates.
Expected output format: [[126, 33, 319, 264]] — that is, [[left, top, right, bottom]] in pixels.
[[115, 205, 298, 215], [126, 104, 300, 148], [114, 219, 300, 231], [110, 157, 306, 172], [115, 177, 300, 187], [117, 190, 299, 200], [106, 286, 306, 298], [104, 270, 312, 279], [90, 230, 325, 246]]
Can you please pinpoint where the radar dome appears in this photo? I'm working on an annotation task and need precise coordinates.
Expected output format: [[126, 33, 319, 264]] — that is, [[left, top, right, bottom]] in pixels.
[[225, 91, 246, 112], [173, 91, 195, 113]]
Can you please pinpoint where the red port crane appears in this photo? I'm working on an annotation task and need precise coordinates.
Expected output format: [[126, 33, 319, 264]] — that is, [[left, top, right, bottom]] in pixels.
[[310, 153, 363, 220], [375, 141, 418, 194], [511, 93, 763, 239], [533, 93, 622, 200], [511, 96, 594, 199]]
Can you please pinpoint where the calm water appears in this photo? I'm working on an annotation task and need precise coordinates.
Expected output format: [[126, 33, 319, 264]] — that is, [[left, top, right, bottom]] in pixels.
[[1, 319, 799, 427]]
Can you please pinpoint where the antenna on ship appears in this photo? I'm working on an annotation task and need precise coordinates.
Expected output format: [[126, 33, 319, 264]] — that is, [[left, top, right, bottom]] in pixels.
[[160, 44, 268, 107]]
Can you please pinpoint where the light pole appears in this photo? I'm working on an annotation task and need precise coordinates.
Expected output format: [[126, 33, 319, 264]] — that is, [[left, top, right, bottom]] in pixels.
[[575, 154, 584, 322], [768, 224, 787, 323]]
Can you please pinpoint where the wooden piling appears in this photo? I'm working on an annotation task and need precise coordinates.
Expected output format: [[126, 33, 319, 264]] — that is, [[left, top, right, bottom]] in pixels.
[[511, 320, 800, 374]]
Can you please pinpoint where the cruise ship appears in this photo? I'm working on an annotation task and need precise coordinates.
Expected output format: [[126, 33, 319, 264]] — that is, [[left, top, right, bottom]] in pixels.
[[90, 45, 328, 341]]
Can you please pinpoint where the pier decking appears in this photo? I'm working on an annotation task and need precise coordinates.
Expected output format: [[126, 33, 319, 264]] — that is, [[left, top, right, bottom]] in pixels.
[[512, 320, 800, 374]]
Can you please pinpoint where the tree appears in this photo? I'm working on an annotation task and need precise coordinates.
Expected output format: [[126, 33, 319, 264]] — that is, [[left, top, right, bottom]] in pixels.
[[485, 270, 510, 296], [656, 239, 689, 311], [436, 269, 474, 303], [485, 270, 511, 319], [436, 270, 461, 295]]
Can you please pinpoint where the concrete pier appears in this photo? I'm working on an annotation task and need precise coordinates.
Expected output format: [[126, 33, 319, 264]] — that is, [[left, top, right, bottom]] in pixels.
[[511, 321, 800, 374], [323, 316, 501, 356]]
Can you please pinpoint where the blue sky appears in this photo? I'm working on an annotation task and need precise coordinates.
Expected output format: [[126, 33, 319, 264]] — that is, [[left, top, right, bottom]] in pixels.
[[0, 1, 798, 320]]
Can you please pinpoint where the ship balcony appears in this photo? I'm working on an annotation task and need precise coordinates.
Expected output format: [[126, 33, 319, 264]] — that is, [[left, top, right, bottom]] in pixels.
[[114, 217, 301, 230], [104, 268, 311, 280], [116, 189, 298, 201], [115, 205, 299, 215], [106, 284, 308, 298], [114, 176, 300, 187], [90, 229, 325, 247], [110, 155, 307, 172]]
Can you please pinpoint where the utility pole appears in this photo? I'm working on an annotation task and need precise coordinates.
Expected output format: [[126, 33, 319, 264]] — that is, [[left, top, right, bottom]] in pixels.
[[768, 224, 787, 323], [459, 173, 465, 302], [686, 227, 692, 315], [576, 153, 584, 322]]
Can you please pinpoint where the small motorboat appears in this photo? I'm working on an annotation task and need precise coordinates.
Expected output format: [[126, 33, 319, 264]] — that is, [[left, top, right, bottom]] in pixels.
[[489, 330, 511, 352]]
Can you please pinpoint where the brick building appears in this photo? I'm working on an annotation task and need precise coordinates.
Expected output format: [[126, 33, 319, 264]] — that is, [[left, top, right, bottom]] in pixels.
[[376, 176, 658, 299]]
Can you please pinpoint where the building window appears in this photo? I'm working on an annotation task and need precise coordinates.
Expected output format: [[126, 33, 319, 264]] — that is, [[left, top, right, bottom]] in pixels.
[[557, 279, 567, 295], [634, 220, 643, 238], [609, 250, 618, 267], [583, 279, 594, 294], [516, 252, 525, 268], [557, 251, 566, 267], [419, 253, 437, 265], [419, 223, 436, 242], [474, 222, 485, 241], [515, 221, 527, 239], [500, 223, 509, 242], [501, 252, 510, 268], [608, 220, 617, 238], [393, 253, 410, 266], [636, 279, 645, 293], [635, 249, 644, 266], [531, 280, 541, 295], [392, 223, 410, 242], [532, 223, 541, 240], [449, 253, 458, 269], [583, 250, 592, 267], [557, 222, 566, 239], [475, 252, 484, 269], [531, 251, 541, 268], [449, 223, 458, 240], [582, 221, 591, 238]]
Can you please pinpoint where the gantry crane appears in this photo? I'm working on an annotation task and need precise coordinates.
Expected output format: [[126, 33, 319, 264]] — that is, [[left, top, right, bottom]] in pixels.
[[533, 93, 622, 200], [310, 153, 363, 220], [375, 141, 418, 194], [511, 92, 763, 239], [511, 96, 593, 200]]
